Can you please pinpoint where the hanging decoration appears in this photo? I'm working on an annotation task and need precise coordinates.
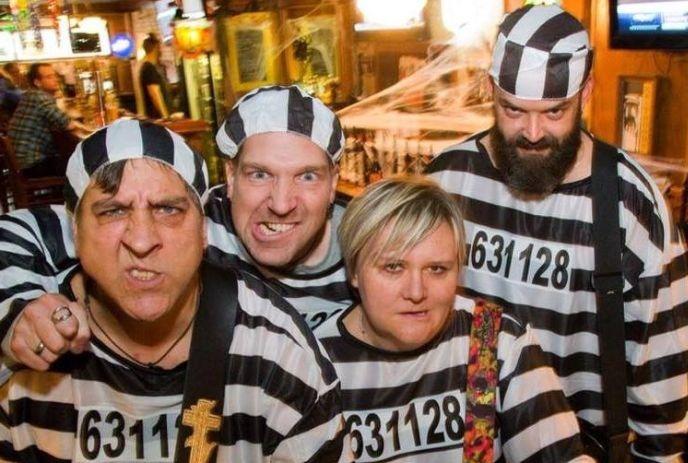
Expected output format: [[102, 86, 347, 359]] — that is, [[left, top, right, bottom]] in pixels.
[[173, 18, 213, 58]]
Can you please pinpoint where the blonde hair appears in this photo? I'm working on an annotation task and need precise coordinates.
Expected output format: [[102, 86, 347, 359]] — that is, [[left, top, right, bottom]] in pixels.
[[339, 177, 466, 273]]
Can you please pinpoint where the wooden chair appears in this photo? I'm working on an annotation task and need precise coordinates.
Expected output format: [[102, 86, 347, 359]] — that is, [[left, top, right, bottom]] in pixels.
[[0, 135, 65, 209]]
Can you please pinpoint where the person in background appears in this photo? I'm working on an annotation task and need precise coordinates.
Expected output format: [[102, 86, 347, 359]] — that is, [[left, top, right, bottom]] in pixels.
[[316, 177, 592, 462], [0, 119, 346, 462], [140, 33, 171, 119], [2, 63, 27, 90], [0, 86, 353, 371], [427, 4, 688, 460], [7, 62, 86, 178], [0, 63, 23, 124]]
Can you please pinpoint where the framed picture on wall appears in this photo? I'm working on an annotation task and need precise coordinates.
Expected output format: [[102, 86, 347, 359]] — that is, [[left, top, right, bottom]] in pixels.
[[617, 76, 658, 155], [224, 12, 281, 93]]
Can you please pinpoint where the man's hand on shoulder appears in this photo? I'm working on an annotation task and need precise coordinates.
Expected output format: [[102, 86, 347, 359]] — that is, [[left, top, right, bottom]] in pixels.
[[7, 294, 90, 371]]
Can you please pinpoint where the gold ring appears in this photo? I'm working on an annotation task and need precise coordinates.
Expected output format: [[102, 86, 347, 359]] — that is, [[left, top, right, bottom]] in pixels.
[[51, 305, 72, 324], [33, 340, 45, 356]]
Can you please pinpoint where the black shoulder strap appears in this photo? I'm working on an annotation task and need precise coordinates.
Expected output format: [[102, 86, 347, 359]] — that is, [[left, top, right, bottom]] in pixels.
[[591, 140, 631, 462], [174, 263, 239, 463]]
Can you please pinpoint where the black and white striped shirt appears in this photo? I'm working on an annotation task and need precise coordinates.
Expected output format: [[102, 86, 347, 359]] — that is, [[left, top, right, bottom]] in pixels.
[[427, 132, 688, 460], [314, 297, 591, 462], [0, 264, 346, 462], [0, 185, 353, 341]]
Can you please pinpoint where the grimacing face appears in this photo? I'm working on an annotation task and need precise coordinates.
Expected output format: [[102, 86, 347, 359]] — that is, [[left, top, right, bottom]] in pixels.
[[490, 81, 591, 195], [351, 221, 459, 352], [75, 159, 206, 323], [225, 131, 338, 271]]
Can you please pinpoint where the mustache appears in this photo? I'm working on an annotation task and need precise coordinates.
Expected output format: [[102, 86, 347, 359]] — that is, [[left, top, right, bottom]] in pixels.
[[514, 136, 556, 151]]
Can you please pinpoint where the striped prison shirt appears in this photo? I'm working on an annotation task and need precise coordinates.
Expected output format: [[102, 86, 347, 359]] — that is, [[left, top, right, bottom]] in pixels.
[[427, 131, 688, 461], [314, 296, 592, 462], [0, 184, 353, 350], [0, 263, 347, 462]]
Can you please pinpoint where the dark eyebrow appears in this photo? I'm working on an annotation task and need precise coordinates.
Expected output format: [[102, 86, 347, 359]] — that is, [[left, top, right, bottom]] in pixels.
[[91, 197, 123, 212], [150, 196, 190, 207]]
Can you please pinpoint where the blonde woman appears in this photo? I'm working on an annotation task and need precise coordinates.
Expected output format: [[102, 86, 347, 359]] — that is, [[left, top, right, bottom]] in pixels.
[[315, 177, 592, 462]]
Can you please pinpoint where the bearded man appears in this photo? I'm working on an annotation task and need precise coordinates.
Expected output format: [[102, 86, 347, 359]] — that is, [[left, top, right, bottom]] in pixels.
[[427, 5, 688, 461]]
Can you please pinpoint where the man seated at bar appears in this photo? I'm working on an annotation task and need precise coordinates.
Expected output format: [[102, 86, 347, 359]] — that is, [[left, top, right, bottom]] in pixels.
[[316, 177, 592, 462], [0, 119, 345, 462], [8, 63, 85, 178]]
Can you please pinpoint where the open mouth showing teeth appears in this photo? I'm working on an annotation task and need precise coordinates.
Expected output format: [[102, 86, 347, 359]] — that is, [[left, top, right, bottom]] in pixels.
[[259, 222, 295, 235], [129, 269, 158, 281]]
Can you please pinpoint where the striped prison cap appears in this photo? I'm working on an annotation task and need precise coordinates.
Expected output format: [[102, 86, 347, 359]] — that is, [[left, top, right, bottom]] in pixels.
[[65, 119, 209, 211], [216, 85, 345, 162], [489, 5, 593, 100]]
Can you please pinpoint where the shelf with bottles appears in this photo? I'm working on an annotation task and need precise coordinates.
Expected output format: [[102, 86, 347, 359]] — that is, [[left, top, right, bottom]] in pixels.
[[336, 126, 469, 198]]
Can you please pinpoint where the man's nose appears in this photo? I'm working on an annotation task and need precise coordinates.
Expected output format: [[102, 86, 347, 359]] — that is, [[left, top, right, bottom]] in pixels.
[[123, 211, 162, 257], [268, 179, 297, 215], [522, 114, 545, 143]]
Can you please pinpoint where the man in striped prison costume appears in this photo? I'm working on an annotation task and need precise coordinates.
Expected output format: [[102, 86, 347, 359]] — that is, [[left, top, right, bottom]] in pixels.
[[0, 120, 346, 462], [427, 5, 688, 461], [0, 85, 355, 373]]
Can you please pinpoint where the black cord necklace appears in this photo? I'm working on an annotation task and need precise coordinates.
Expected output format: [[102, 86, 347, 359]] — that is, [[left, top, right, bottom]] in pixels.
[[84, 283, 199, 368]]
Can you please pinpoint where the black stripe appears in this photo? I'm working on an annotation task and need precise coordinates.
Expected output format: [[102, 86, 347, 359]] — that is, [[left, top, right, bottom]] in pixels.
[[520, 436, 587, 463], [1, 444, 69, 463], [64, 183, 78, 211], [140, 121, 175, 165], [286, 385, 342, 438], [34, 207, 71, 271], [498, 390, 580, 443], [499, 5, 533, 36], [633, 432, 688, 457], [628, 394, 688, 425], [236, 307, 300, 346], [223, 107, 246, 150], [498, 41, 523, 95], [287, 86, 314, 138], [228, 354, 321, 416], [525, 13, 585, 52], [542, 52, 570, 99], [327, 113, 342, 157], [342, 365, 466, 411], [81, 127, 109, 175], [219, 413, 284, 454], [7, 398, 77, 431], [191, 146, 207, 196], [50, 347, 186, 397]]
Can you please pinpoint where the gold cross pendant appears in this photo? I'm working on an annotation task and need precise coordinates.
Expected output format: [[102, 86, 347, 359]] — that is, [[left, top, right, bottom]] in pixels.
[[181, 398, 222, 463]]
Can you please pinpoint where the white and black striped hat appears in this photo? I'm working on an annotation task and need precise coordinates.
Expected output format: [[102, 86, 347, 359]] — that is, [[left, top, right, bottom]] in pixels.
[[489, 5, 593, 100], [65, 119, 209, 210], [216, 85, 345, 162]]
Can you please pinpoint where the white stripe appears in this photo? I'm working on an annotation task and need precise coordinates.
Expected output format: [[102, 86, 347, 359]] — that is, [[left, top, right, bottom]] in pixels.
[[105, 118, 143, 162], [337, 335, 469, 391], [502, 412, 585, 462], [515, 46, 548, 99]]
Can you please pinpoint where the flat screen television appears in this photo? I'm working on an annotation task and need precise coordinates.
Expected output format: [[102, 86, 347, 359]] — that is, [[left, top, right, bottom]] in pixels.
[[610, 0, 688, 49]]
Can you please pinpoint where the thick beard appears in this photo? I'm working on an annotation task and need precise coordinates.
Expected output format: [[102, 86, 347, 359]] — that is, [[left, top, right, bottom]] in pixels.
[[490, 113, 582, 196]]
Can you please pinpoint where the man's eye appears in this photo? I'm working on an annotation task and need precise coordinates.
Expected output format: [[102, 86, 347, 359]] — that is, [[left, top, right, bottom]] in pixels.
[[300, 171, 318, 181], [155, 205, 181, 215], [503, 106, 523, 117], [547, 109, 564, 119], [100, 208, 125, 217], [248, 170, 269, 180]]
